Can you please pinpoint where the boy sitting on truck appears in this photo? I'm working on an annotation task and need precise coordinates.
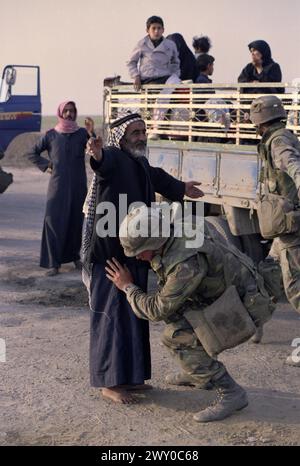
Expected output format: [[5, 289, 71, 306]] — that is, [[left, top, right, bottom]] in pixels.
[[127, 16, 181, 138], [127, 15, 180, 91]]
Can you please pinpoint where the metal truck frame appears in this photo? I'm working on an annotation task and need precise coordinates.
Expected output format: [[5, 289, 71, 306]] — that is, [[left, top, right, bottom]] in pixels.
[[103, 80, 300, 261]]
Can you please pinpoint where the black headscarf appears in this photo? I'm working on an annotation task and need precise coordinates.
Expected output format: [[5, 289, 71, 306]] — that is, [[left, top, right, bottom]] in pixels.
[[166, 33, 198, 81], [238, 40, 283, 93], [248, 40, 273, 66]]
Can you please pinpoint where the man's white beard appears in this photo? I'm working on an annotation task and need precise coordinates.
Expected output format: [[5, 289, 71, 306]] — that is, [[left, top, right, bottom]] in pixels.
[[129, 146, 147, 158], [120, 140, 147, 158]]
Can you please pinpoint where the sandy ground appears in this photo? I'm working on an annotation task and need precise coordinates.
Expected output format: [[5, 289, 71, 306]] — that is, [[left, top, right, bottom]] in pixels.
[[1, 166, 300, 446]]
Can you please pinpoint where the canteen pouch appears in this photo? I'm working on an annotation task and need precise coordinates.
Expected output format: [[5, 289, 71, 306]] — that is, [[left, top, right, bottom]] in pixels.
[[257, 193, 296, 239], [184, 285, 256, 358]]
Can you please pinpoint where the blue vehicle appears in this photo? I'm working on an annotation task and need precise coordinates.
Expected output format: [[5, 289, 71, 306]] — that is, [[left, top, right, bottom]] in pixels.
[[0, 64, 41, 192], [0, 64, 41, 152]]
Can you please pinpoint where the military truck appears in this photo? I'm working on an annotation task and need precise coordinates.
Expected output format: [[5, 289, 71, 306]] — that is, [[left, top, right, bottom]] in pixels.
[[102, 79, 300, 262], [0, 64, 41, 193]]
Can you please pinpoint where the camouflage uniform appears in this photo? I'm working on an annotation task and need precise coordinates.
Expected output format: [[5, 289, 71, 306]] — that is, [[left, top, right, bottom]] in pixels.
[[258, 121, 300, 312], [127, 247, 225, 386], [124, 229, 268, 386], [118, 207, 277, 420]]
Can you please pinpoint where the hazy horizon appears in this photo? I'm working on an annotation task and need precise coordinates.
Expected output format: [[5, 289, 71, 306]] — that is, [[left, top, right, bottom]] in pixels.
[[2, 0, 300, 115]]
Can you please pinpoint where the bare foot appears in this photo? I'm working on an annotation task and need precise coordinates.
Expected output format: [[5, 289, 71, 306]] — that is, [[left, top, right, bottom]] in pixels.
[[46, 267, 59, 277], [123, 384, 153, 391], [102, 387, 138, 404]]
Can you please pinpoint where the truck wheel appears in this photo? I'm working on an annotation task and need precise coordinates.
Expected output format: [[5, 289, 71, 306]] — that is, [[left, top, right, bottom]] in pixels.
[[240, 234, 266, 265], [205, 216, 242, 251]]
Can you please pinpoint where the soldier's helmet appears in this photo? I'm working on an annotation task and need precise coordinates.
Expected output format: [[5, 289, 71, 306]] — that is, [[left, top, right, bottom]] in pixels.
[[119, 205, 169, 257], [250, 95, 286, 126]]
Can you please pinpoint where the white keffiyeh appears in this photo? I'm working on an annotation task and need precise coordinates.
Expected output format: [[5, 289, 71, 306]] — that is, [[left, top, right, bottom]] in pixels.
[[81, 112, 143, 293]]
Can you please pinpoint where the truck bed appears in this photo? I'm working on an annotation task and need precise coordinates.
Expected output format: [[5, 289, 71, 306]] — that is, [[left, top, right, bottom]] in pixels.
[[148, 140, 260, 210]]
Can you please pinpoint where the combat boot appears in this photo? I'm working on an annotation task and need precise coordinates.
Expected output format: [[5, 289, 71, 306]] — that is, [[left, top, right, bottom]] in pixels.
[[250, 324, 264, 343], [193, 371, 248, 423], [165, 372, 213, 389]]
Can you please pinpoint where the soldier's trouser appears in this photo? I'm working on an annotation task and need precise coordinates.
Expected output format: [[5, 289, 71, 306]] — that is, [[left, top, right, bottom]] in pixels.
[[276, 234, 300, 313], [269, 238, 281, 261], [161, 317, 226, 385]]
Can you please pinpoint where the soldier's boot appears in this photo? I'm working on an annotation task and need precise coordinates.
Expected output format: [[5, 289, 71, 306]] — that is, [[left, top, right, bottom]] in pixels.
[[285, 355, 300, 367], [165, 372, 213, 390], [193, 371, 248, 423], [250, 324, 264, 344]]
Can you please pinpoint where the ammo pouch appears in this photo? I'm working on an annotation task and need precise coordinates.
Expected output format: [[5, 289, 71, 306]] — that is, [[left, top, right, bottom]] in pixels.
[[184, 285, 256, 358], [257, 193, 300, 239], [257, 258, 284, 301], [217, 239, 276, 327], [243, 285, 276, 327]]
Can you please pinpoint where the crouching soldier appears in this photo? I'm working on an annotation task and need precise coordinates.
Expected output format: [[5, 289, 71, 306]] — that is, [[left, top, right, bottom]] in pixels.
[[250, 96, 300, 365], [105, 206, 274, 422]]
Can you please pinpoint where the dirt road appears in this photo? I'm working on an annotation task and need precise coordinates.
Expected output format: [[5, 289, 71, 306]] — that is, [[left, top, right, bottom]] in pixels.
[[0, 167, 300, 446]]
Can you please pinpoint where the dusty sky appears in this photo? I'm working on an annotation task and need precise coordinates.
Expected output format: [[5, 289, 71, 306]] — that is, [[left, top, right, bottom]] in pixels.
[[1, 0, 299, 114]]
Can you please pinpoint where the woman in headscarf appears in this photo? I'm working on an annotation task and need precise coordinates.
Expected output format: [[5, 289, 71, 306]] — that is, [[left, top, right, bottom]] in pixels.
[[167, 33, 198, 82], [238, 40, 283, 94], [27, 101, 94, 275]]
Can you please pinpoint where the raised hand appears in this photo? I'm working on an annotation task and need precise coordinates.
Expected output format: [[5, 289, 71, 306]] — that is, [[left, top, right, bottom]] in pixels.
[[85, 117, 95, 136], [86, 136, 103, 162]]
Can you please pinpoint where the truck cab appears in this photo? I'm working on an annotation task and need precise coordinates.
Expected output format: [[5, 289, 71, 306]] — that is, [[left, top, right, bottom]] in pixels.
[[0, 64, 41, 154]]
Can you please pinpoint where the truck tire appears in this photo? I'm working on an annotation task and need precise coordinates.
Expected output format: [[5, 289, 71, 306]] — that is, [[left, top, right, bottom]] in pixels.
[[205, 216, 242, 251], [240, 234, 267, 265], [0, 165, 13, 193], [4, 132, 42, 168]]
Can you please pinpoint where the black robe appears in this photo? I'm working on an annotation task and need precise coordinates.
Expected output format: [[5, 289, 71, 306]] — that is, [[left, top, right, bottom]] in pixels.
[[167, 33, 198, 82], [27, 128, 89, 268], [89, 147, 185, 387], [89, 147, 185, 264]]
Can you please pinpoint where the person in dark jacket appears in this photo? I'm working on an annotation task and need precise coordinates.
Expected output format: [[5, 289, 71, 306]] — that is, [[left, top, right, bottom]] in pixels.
[[195, 54, 215, 84], [82, 112, 204, 404], [238, 40, 283, 94], [166, 33, 198, 82], [27, 101, 94, 276]]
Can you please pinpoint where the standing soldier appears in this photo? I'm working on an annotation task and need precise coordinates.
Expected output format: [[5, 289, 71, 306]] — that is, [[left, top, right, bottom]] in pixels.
[[250, 96, 300, 365], [106, 206, 275, 422]]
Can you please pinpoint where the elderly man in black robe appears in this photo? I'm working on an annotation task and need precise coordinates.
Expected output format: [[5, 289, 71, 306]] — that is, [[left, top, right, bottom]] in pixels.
[[27, 101, 94, 276], [82, 112, 203, 403]]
